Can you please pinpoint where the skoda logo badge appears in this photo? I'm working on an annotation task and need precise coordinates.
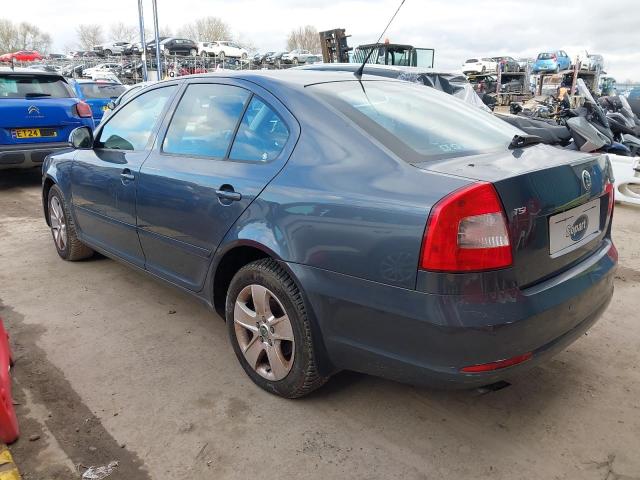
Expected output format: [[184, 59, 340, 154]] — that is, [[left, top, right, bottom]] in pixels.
[[582, 170, 592, 192], [567, 214, 589, 242], [27, 105, 40, 115]]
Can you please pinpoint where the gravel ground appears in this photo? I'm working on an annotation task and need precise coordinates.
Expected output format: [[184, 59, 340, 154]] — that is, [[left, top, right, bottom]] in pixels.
[[1, 168, 639, 480]]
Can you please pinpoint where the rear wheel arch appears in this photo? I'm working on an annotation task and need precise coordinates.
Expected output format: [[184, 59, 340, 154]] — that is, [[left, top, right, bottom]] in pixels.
[[212, 245, 272, 317], [43, 177, 57, 226]]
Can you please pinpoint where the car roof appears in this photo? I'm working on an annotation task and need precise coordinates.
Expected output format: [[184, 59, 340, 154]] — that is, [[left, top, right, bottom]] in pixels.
[[182, 68, 410, 91], [296, 62, 459, 77]]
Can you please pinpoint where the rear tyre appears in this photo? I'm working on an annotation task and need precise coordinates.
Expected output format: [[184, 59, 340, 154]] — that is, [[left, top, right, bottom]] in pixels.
[[226, 259, 328, 398], [241, 52, 247, 60], [293, 58, 299, 65], [48, 185, 93, 261], [189, 48, 197, 56], [219, 51, 225, 61], [103, 49, 112, 56], [200, 51, 208, 58]]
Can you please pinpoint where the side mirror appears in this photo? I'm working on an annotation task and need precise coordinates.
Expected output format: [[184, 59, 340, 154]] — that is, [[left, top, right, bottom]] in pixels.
[[107, 100, 116, 110], [69, 127, 93, 149]]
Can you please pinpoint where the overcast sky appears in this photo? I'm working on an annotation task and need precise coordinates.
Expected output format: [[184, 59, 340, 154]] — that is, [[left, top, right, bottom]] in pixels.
[[4, 0, 640, 80]]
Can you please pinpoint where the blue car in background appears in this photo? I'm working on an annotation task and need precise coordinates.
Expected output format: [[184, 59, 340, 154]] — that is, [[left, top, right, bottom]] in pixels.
[[70, 79, 127, 124], [532, 51, 572, 74], [0, 68, 94, 170]]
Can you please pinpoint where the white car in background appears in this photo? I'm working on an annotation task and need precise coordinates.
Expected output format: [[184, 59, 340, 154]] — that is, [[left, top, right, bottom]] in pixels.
[[82, 63, 121, 78], [584, 54, 604, 72], [282, 49, 315, 64], [92, 42, 131, 56], [462, 57, 497, 74], [198, 41, 248, 60]]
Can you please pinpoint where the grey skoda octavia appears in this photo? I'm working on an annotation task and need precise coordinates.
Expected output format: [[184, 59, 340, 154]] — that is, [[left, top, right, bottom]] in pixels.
[[42, 71, 617, 397]]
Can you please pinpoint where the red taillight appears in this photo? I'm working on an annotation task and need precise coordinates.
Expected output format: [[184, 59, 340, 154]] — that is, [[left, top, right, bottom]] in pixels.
[[605, 181, 614, 218], [74, 101, 92, 118], [461, 352, 533, 373], [420, 182, 512, 272]]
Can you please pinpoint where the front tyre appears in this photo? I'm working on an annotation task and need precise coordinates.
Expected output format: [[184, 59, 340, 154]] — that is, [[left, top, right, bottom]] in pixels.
[[48, 185, 93, 261], [226, 259, 328, 398]]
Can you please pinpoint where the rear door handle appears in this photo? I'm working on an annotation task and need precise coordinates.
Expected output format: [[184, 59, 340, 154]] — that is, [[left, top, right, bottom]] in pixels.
[[215, 190, 242, 202], [121, 169, 135, 181]]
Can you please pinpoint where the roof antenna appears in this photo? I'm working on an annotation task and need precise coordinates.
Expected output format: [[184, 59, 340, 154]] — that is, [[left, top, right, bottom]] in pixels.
[[354, 0, 406, 79]]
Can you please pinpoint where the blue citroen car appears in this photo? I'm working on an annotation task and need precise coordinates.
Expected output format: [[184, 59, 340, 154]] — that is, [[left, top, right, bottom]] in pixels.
[[41, 71, 617, 397], [0, 68, 94, 170], [70, 79, 127, 124], [532, 51, 572, 74]]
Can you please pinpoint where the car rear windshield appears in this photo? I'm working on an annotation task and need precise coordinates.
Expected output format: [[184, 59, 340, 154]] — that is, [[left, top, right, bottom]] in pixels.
[[537, 53, 554, 60], [310, 81, 519, 162], [465, 59, 478, 63], [0, 74, 72, 99], [79, 83, 126, 99]]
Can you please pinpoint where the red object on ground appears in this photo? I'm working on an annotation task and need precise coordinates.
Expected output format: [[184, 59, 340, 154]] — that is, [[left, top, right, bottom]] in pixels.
[[0, 318, 19, 444]]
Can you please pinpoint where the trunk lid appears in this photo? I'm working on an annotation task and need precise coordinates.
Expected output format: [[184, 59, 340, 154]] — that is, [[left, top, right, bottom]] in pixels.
[[415, 144, 613, 287]]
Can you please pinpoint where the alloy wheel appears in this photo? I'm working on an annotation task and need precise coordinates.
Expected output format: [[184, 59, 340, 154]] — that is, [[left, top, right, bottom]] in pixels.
[[234, 284, 295, 381], [49, 196, 67, 251]]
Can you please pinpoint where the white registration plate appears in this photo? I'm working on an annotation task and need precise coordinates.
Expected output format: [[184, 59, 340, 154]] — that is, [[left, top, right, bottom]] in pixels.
[[549, 198, 601, 257]]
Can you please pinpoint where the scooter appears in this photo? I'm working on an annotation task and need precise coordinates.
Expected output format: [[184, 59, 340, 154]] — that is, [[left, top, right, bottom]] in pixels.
[[598, 95, 640, 156], [502, 79, 633, 156]]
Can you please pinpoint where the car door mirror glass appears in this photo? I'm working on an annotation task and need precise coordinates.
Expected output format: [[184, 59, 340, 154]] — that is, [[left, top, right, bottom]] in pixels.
[[107, 100, 116, 110], [69, 127, 93, 149]]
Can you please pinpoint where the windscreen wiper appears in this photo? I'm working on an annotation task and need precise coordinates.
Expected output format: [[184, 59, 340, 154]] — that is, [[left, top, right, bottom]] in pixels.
[[25, 93, 51, 98], [509, 134, 543, 150]]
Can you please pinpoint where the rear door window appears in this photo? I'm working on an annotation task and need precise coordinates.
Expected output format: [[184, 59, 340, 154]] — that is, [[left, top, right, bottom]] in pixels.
[[162, 84, 249, 158], [97, 85, 177, 151], [0, 74, 71, 99]]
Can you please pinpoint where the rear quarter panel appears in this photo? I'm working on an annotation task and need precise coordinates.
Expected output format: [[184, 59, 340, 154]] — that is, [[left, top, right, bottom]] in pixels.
[[219, 84, 471, 289]]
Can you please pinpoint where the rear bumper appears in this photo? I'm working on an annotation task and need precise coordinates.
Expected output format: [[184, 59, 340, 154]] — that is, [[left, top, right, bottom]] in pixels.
[[533, 63, 557, 72], [288, 239, 616, 388], [0, 142, 71, 169]]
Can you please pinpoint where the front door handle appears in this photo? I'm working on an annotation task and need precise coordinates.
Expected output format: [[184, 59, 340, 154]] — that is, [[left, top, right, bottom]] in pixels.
[[215, 189, 242, 202], [121, 169, 135, 181]]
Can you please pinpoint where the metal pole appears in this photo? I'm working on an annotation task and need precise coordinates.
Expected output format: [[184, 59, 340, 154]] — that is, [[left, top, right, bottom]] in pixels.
[[151, 0, 162, 80], [137, 0, 148, 81], [571, 60, 579, 95]]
